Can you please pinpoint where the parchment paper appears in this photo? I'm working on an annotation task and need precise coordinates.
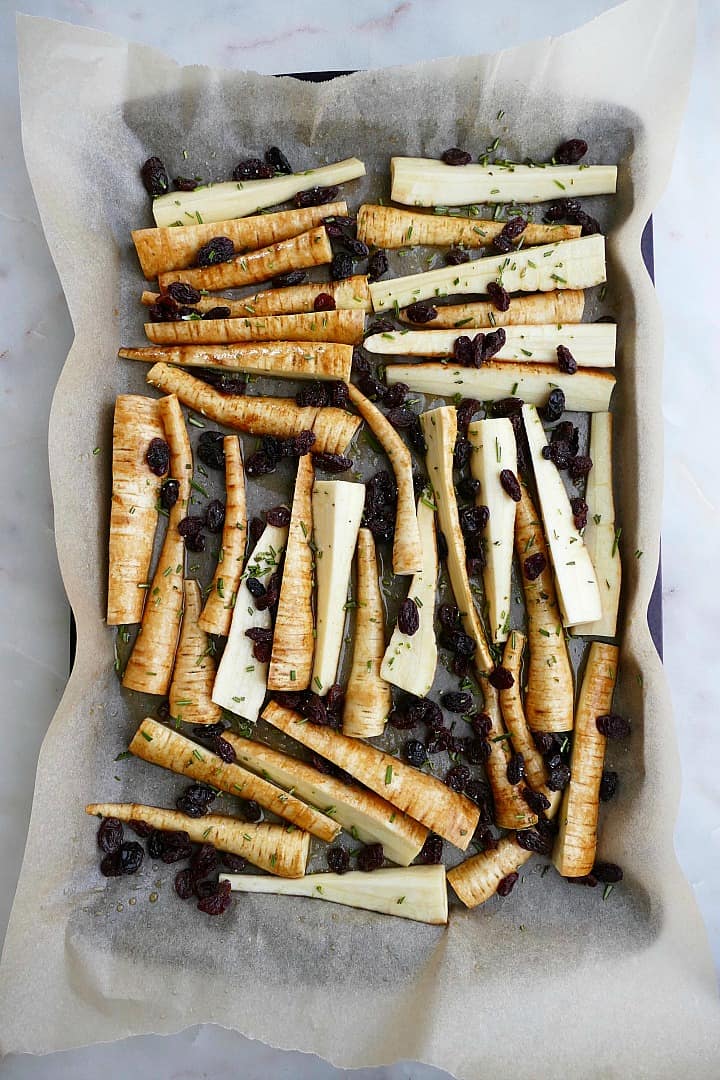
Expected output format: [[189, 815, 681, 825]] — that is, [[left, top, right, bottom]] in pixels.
[[3, 1, 719, 1075]]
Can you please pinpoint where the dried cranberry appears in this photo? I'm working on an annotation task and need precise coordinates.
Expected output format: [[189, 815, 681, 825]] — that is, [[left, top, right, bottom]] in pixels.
[[174, 176, 199, 192], [98, 817, 124, 854], [205, 499, 225, 534], [245, 627, 273, 663], [487, 281, 510, 311], [547, 761, 571, 791], [127, 818, 154, 838], [294, 185, 339, 208], [453, 335, 474, 365], [516, 826, 553, 855], [571, 497, 588, 531], [159, 831, 193, 864], [456, 398, 481, 432], [445, 764, 471, 792], [197, 879, 232, 915], [499, 469, 521, 502], [592, 861, 623, 883], [571, 210, 601, 236], [544, 198, 583, 222], [240, 800, 263, 823], [367, 250, 389, 283], [265, 146, 293, 174], [480, 327, 507, 361], [446, 246, 470, 265], [404, 739, 427, 767], [453, 435, 471, 470], [600, 770, 618, 802], [488, 666, 514, 690], [538, 388, 566, 423], [174, 868, 194, 899], [196, 236, 235, 267], [233, 158, 274, 180], [313, 292, 336, 311], [596, 714, 630, 739], [441, 691, 473, 713], [357, 843, 384, 871], [557, 344, 578, 375], [522, 786, 551, 814], [176, 783, 217, 817], [496, 872, 519, 897], [141, 156, 169, 197], [506, 753, 525, 785], [441, 147, 472, 166], [405, 300, 437, 324], [221, 852, 248, 872], [397, 598, 420, 636], [568, 455, 593, 482], [273, 270, 307, 288], [555, 139, 588, 165], [327, 847, 350, 874], [213, 736, 237, 763], [146, 438, 170, 476]]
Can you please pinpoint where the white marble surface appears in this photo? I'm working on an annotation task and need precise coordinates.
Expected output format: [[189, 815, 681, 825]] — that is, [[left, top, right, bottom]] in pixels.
[[1, 0, 718, 1076]]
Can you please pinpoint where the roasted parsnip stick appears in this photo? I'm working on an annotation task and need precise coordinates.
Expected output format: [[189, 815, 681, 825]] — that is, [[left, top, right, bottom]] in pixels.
[[553, 642, 619, 877], [397, 290, 585, 329], [483, 683, 538, 830], [346, 383, 422, 576], [343, 528, 392, 738], [127, 341, 354, 381], [198, 436, 246, 637], [142, 275, 371, 315], [357, 204, 582, 249], [158, 227, 332, 293], [86, 802, 309, 878], [448, 834, 533, 908], [107, 395, 164, 625], [267, 454, 315, 691], [143, 310, 365, 348], [133, 201, 348, 278], [168, 580, 222, 725], [128, 717, 341, 842], [146, 364, 360, 454], [263, 701, 479, 850], [122, 395, 190, 695]]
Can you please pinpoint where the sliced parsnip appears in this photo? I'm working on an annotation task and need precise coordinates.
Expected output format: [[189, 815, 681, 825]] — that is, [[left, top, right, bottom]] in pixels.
[[385, 362, 615, 414], [467, 418, 517, 643], [398, 290, 585, 329], [553, 642, 619, 877], [369, 234, 606, 312], [357, 203, 582, 249], [390, 156, 617, 207], [311, 481, 365, 695], [168, 580, 222, 725], [222, 733, 427, 866], [448, 834, 533, 908], [143, 310, 365, 348], [483, 682, 538, 830], [133, 201, 348, 278], [85, 802, 308, 878], [268, 455, 315, 690], [152, 158, 366, 227], [347, 384, 422, 576], [515, 482, 575, 732], [263, 701, 479, 850], [571, 412, 622, 638], [158, 227, 332, 292], [129, 717, 340, 842], [146, 363, 361, 454], [343, 529, 392, 738], [122, 395, 190, 694], [523, 404, 601, 626], [221, 865, 448, 924], [365, 323, 616, 367], [107, 395, 164, 625], [142, 275, 371, 316], [380, 497, 438, 697], [212, 523, 288, 721], [199, 436, 247, 637]]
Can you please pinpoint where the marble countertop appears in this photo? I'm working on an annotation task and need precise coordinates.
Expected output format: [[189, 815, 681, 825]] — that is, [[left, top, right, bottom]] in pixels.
[[1, 1, 718, 1076]]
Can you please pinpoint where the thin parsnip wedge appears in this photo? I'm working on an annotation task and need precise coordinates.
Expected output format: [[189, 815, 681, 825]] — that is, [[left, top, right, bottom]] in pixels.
[[133, 201, 348, 278], [142, 275, 371, 316], [369, 234, 606, 312], [343, 529, 392, 738], [168, 580, 222, 725], [390, 157, 617, 206], [107, 395, 164, 625], [221, 865, 448, 924], [86, 802, 309, 878], [523, 404, 601, 626], [311, 481, 365, 695], [553, 642, 619, 877], [127, 338, 355, 379], [571, 412, 622, 638], [222, 733, 427, 865], [198, 436, 246, 637], [467, 418, 517, 643], [515, 482, 575, 732], [482, 682, 538, 830], [263, 701, 479, 849], [146, 364, 361, 453], [365, 323, 616, 367], [357, 204, 582, 249], [448, 834, 533, 908], [129, 717, 341, 842], [122, 395, 190, 694], [385, 362, 615, 414], [212, 523, 288, 721], [152, 157, 366, 227], [144, 310, 365, 348], [380, 497, 438, 698], [158, 227, 332, 292], [398, 290, 585, 329], [268, 454, 315, 690], [347, 383, 422, 575]]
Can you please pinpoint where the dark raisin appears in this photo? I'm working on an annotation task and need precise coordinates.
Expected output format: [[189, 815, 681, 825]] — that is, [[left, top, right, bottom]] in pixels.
[[213, 736, 237, 763], [571, 497, 589, 531], [410, 698, 444, 729], [418, 835, 444, 865], [499, 468, 521, 502], [141, 156, 169, 197], [516, 826, 553, 855], [397, 597, 420, 636], [470, 333, 486, 368], [176, 784, 217, 817], [332, 252, 355, 281], [159, 831, 193, 864], [368, 513, 395, 543], [195, 370, 247, 395], [265, 505, 291, 527], [522, 786, 551, 814], [285, 430, 316, 458], [157, 478, 179, 510], [456, 398, 481, 432], [407, 419, 427, 456], [385, 406, 418, 430], [592, 861, 623, 883], [174, 868, 195, 899], [405, 300, 438, 324], [367, 249, 390, 283], [147, 831, 166, 861], [246, 576, 266, 604], [453, 435, 471, 470], [178, 516, 205, 549], [322, 215, 355, 239], [273, 270, 307, 288], [552, 421, 579, 453], [547, 761, 571, 791], [506, 753, 525, 785], [233, 158, 274, 180], [313, 292, 336, 311], [480, 327, 506, 361], [240, 800, 263, 823], [568, 455, 593, 482], [557, 344, 578, 374], [265, 146, 293, 174], [441, 691, 473, 713], [174, 176, 199, 192], [492, 234, 513, 255], [542, 440, 573, 469], [404, 739, 427, 767], [466, 556, 485, 579], [476, 826, 498, 851], [100, 843, 141, 878], [555, 139, 588, 165], [443, 628, 476, 659], [248, 517, 265, 545], [127, 818, 154, 838], [464, 739, 491, 765], [544, 198, 583, 222], [453, 335, 474, 365], [458, 476, 481, 500], [294, 185, 339, 208], [460, 506, 489, 537], [296, 381, 328, 408], [488, 666, 514, 690], [357, 371, 386, 399], [357, 843, 384, 872], [487, 281, 510, 311], [148, 295, 180, 322], [195, 430, 225, 471], [195, 879, 219, 900], [197, 879, 232, 915], [531, 731, 557, 756], [446, 246, 470, 265], [221, 852, 248, 872], [313, 452, 353, 473], [441, 147, 472, 166], [571, 210, 601, 236], [342, 237, 369, 259], [190, 843, 218, 880], [523, 552, 546, 581], [388, 708, 414, 730], [98, 817, 124, 854], [438, 603, 460, 630], [196, 236, 235, 267], [245, 626, 273, 663], [500, 216, 527, 241], [366, 319, 395, 337], [260, 571, 280, 614], [596, 714, 631, 739], [202, 306, 232, 320], [496, 872, 519, 897], [470, 713, 493, 738], [146, 438, 170, 476], [381, 382, 408, 409], [325, 381, 348, 410], [426, 727, 453, 755], [325, 683, 345, 717], [297, 692, 329, 727], [204, 499, 225, 534], [538, 387, 566, 423], [164, 284, 201, 309], [245, 452, 276, 478], [445, 765, 471, 792], [600, 770, 618, 802], [327, 847, 350, 875]]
